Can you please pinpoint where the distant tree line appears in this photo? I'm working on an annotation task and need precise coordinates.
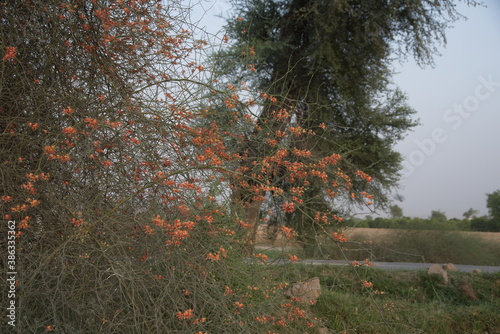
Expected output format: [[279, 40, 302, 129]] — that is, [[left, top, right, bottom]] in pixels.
[[347, 190, 500, 232]]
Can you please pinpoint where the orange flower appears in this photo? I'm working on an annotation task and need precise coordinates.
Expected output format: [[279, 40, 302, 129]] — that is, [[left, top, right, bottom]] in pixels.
[[254, 315, 268, 323], [354, 170, 373, 182], [292, 148, 312, 157], [291, 307, 307, 318], [288, 254, 299, 262], [3, 47, 17, 61], [63, 106, 75, 115], [360, 191, 373, 199], [364, 259, 374, 266], [192, 318, 206, 325], [224, 286, 234, 295], [1, 195, 12, 202], [11, 204, 29, 212], [26, 173, 50, 181], [176, 309, 195, 320], [27, 122, 39, 130], [266, 138, 278, 146], [21, 182, 37, 194], [281, 202, 295, 213], [62, 126, 78, 137], [332, 232, 347, 243], [84, 118, 98, 128], [19, 216, 31, 229], [43, 146, 56, 154], [56, 154, 71, 162], [280, 226, 297, 239], [275, 130, 286, 138], [152, 215, 166, 227], [275, 319, 288, 327], [361, 280, 373, 288], [206, 252, 220, 261], [70, 218, 84, 226], [255, 253, 269, 262], [28, 198, 40, 207]]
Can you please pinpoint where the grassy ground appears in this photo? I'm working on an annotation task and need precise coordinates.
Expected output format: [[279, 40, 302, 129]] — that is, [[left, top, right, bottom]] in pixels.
[[260, 263, 500, 333]]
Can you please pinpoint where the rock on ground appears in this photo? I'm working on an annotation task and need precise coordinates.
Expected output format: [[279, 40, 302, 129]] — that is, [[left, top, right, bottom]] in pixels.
[[428, 263, 449, 284], [285, 277, 321, 304]]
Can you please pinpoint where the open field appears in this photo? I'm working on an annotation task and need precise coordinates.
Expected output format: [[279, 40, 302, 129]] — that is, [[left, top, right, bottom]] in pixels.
[[256, 225, 500, 248], [346, 227, 500, 243], [255, 225, 500, 266]]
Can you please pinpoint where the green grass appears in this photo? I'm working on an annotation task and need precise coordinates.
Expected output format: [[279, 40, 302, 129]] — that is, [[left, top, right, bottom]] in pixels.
[[260, 263, 500, 333]]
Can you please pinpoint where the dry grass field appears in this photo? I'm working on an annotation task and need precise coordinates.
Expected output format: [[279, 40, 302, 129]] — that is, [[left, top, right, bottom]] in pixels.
[[255, 225, 500, 265], [256, 225, 500, 247], [345, 227, 500, 243]]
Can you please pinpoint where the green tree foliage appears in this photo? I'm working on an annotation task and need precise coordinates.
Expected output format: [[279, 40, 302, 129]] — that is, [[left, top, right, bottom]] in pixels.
[[389, 205, 404, 219], [463, 208, 479, 219], [470, 216, 496, 232], [469, 190, 500, 232], [430, 210, 448, 222], [217, 0, 478, 243], [487, 190, 500, 219], [486, 190, 500, 231]]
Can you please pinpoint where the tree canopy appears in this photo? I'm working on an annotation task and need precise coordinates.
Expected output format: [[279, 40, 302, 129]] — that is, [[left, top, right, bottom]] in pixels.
[[216, 0, 479, 239], [389, 205, 404, 219]]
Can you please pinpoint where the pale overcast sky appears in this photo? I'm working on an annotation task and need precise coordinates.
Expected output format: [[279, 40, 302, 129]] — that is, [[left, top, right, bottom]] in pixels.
[[192, 0, 500, 219], [392, 1, 500, 219]]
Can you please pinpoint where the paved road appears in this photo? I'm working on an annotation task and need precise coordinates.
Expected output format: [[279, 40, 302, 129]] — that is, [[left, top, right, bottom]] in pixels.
[[265, 258, 500, 273]]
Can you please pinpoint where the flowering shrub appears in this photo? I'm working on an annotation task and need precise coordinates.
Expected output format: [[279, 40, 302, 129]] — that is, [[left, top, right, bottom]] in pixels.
[[1, 0, 375, 332]]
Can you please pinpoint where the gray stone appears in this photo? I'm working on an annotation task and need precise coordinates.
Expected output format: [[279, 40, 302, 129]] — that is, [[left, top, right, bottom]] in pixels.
[[285, 277, 321, 304], [317, 327, 330, 334], [428, 263, 448, 284]]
